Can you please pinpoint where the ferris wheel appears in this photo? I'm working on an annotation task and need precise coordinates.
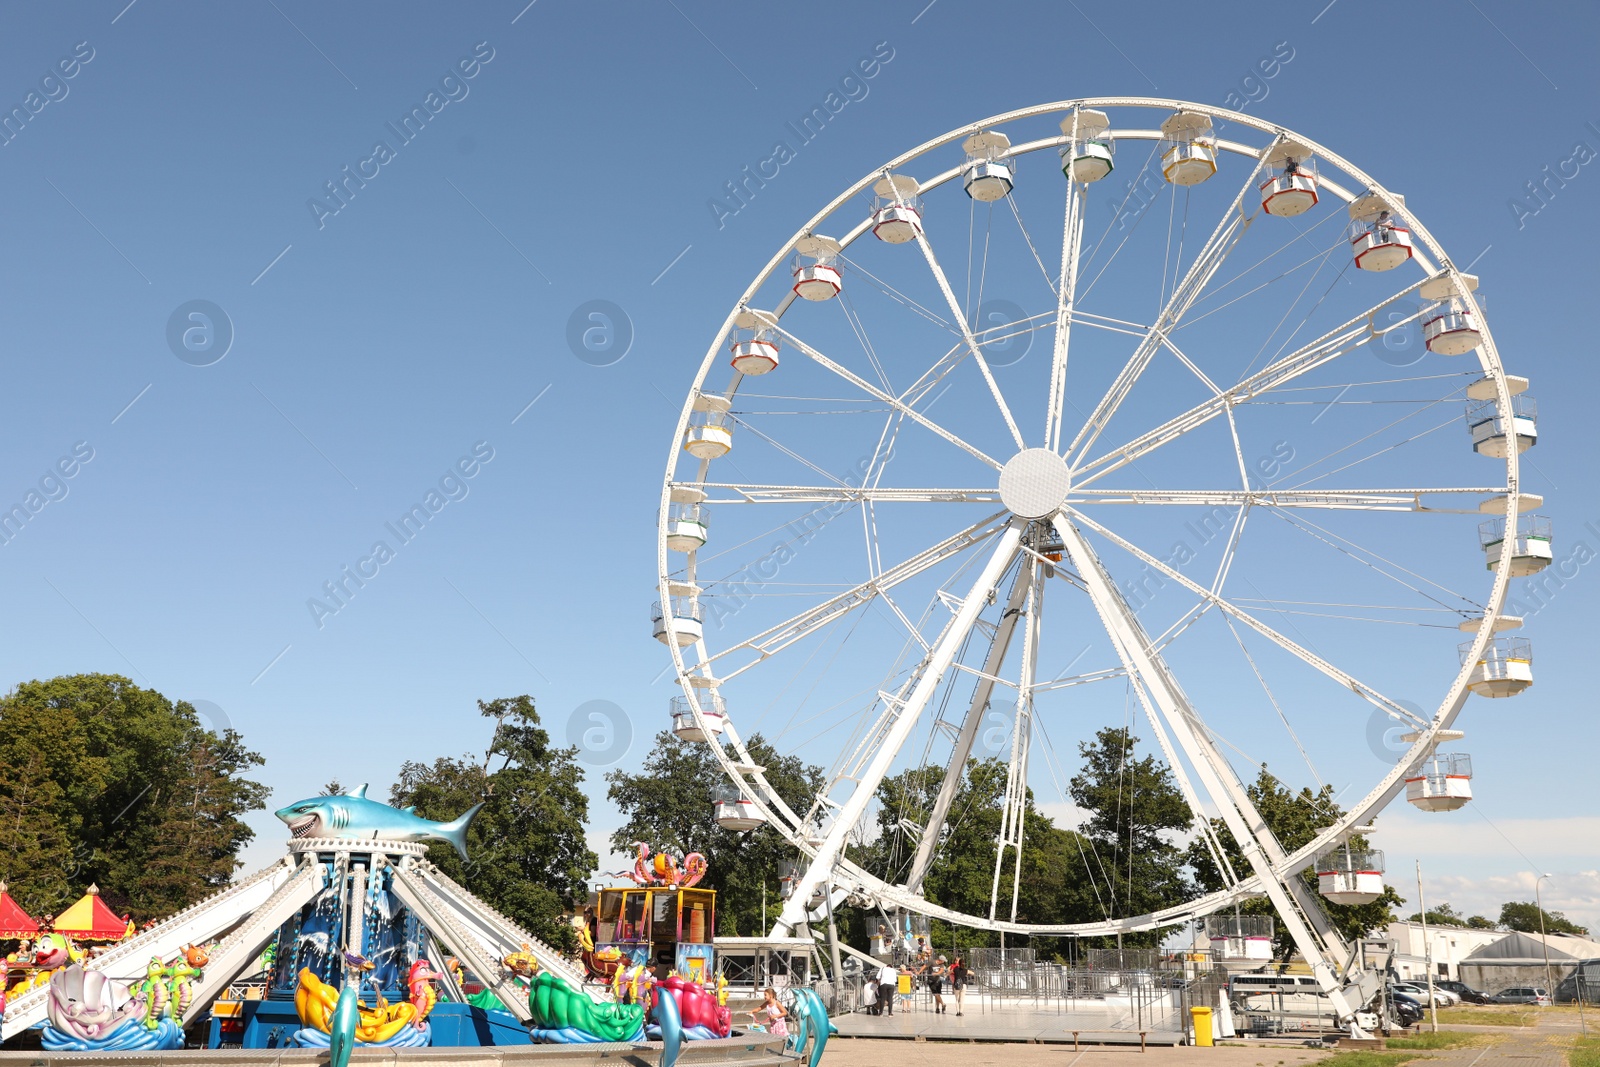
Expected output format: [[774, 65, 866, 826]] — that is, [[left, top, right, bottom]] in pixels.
[[654, 98, 1542, 1016]]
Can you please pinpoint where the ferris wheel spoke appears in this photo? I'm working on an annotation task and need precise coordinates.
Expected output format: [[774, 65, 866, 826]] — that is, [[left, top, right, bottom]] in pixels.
[[691, 482, 1001, 505], [1065, 506, 1428, 729], [775, 522, 1025, 932], [1045, 176, 1088, 451], [904, 559, 1035, 893], [1064, 150, 1272, 465], [768, 323, 1003, 470], [1070, 486, 1510, 511], [1071, 284, 1425, 489], [706, 511, 1010, 679], [907, 211, 1028, 451]]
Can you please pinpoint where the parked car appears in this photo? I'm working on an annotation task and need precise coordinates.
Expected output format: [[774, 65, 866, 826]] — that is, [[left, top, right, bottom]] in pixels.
[[1436, 980, 1492, 1004], [1389, 991, 1425, 1028], [1491, 986, 1551, 1005], [1393, 981, 1458, 1006]]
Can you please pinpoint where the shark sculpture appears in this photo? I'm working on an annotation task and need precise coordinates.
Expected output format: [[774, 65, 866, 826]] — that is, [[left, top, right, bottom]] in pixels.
[[274, 785, 483, 859]]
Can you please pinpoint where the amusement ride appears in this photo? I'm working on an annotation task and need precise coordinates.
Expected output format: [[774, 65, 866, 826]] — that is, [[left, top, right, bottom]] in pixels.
[[655, 97, 1539, 1033]]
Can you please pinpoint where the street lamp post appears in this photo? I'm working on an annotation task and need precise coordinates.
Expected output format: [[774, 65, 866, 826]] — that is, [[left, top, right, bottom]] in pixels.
[[1535, 874, 1554, 1001]]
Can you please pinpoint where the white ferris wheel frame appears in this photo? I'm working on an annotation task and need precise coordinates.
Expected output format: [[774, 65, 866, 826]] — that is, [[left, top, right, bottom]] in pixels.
[[653, 97, 1523, 990]]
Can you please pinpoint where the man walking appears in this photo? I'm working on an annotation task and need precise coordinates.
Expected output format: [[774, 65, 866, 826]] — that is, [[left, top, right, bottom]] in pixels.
[[950, 956, 969, 1017], [877, 959, 899, 1017]]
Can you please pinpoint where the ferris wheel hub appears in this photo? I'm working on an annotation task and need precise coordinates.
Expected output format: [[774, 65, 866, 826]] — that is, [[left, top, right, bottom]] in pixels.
[[998, 447, 1071, 519]]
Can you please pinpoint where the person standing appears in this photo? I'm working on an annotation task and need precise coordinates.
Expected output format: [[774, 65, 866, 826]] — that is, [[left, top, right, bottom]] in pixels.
[[928, 955, 948, 1014], [877, 959, 898, 1017], [950, 956, 969, 1017], [862, 972, 879, 1015]]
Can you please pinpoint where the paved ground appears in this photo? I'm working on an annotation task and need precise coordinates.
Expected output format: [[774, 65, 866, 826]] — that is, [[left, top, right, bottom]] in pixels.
[[825, 1003, 1598, 1065]]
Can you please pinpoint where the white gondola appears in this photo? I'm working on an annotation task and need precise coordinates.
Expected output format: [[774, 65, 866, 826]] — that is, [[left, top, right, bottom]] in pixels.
[[714, 781, 765, 831], [1159, 111, 1217, 186], [1259, 141, 1318, 217], [1316, 846, 1386, 905], [1480, 513, 1553, 576], [1405, 752, 1473, 812], [651, 581, 703, 647], [1466, 394, 1537, 458], [666, 486, 709, 552], [671, 692, 726, 742], [728, 309, 781, 375], [1463, 636, 1533, 697], [961, 130, 1014, 202], [1059, 109, 1114, 182], [1204, 914, 1275, 961], [1420, 273, 1484, 355], [683, 393, 734, 459], [871, 173, 923, 244], [791, 235, 843, 302], [1349, 193, 1414, 272]]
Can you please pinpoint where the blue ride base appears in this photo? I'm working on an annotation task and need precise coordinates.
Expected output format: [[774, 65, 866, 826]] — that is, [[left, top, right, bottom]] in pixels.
[[214, 998, 531, 1048]]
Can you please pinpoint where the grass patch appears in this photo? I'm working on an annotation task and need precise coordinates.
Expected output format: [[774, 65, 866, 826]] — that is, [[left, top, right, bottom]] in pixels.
[[1316, 1053, 1422, 1067], [1387, 1030, 1490, 1049], [1570, 1035, 1600, 1067], [1435, 1005, 1536, 1027]]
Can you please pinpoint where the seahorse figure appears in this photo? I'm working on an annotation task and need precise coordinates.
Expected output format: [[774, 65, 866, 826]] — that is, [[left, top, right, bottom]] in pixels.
[[166, 959, 201, 1018], [136, 957, 170, 1029], [407, 959, 443, 1029]]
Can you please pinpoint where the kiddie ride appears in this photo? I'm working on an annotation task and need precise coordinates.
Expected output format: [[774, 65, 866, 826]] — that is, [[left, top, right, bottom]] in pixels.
[[0, 788, 829, 1067]]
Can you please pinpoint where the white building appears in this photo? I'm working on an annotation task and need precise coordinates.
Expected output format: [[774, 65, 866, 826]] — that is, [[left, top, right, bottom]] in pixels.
[[1383, 920, 1506, 981]]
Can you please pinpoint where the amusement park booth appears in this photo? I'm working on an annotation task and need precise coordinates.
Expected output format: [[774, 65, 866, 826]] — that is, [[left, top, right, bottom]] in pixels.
[[594, 884, 717, 981]]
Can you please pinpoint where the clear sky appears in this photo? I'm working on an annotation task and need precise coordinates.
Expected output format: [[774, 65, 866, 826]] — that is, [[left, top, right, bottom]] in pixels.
[[1, 1, 1596, 933]]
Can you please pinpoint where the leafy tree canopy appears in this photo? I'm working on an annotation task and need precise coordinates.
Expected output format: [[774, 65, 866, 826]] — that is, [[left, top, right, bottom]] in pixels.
[[1499, 900, 1588, 936], [0, 673, 268, 921], [391, 696, 596, 949]]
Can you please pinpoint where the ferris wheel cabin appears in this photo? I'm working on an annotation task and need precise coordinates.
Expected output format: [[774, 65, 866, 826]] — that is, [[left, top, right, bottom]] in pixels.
[[871, 173, 924, 243], [1259, 141, 1319, 217], [665, 486, 709, 552], [683, 393, 734, 460], [1405, 752, 1474, 812], [961, 130, 1015, 202], [1420, 273, 1484, 355], [652, 581, 703, 647], [728, 309, 781, 375], [1349, 193, 1414, 271], [1159, 110, 1218, 186], [713, 782, 765, 831], [671, 692, 726, 743], [791, 235, 843, 301], [1466, 375, 1536, 457], [1316, 847, 1386, 905], [1480, 513, 1553, 576], [1059, 109, 1114, 183], [1463, 636, 1534, 697]]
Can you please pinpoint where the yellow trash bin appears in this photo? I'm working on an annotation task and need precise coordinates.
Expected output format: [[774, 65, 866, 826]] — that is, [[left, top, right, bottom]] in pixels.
[[1191, 1005, 1213, 1047], [897, 974, 913, 996]]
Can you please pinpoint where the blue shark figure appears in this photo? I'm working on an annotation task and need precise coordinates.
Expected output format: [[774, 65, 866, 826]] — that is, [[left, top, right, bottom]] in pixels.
[[649, 984, 683, 1067], [274, 785, 484, 859], [328, 983, 360, 1067]]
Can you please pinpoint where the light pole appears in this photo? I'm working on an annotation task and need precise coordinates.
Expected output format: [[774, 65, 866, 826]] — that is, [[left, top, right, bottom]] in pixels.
[[1417, 861, 1438, 1033], [1535, 874, 1554, 1000]]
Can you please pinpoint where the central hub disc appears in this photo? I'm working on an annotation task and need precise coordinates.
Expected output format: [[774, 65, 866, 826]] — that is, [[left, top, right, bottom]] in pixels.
[[998, 448, 1070, 520]]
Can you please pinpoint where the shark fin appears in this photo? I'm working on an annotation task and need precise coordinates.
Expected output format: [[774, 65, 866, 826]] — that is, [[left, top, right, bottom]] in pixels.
[[345, 784, 369, 799], [436, 802, 486, 861], [402, 805, 417, 814]]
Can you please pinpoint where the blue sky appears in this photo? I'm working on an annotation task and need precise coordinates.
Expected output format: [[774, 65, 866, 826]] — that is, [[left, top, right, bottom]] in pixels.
[[1, 1, 1596, 931]]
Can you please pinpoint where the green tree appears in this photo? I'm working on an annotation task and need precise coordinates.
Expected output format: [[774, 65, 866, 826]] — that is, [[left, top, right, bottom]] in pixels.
[[1408, 903, 1469, 927], [391, 696, 596, 949], [1070, 728, 1194, 943], [1464, 914, 1499, 930], [0, 674, 268, 921], [605, 730, 823, 937], [1499, 900, 1588, 936], [863, 756, 1101, 955], [1185, 766, 1402, 960]]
